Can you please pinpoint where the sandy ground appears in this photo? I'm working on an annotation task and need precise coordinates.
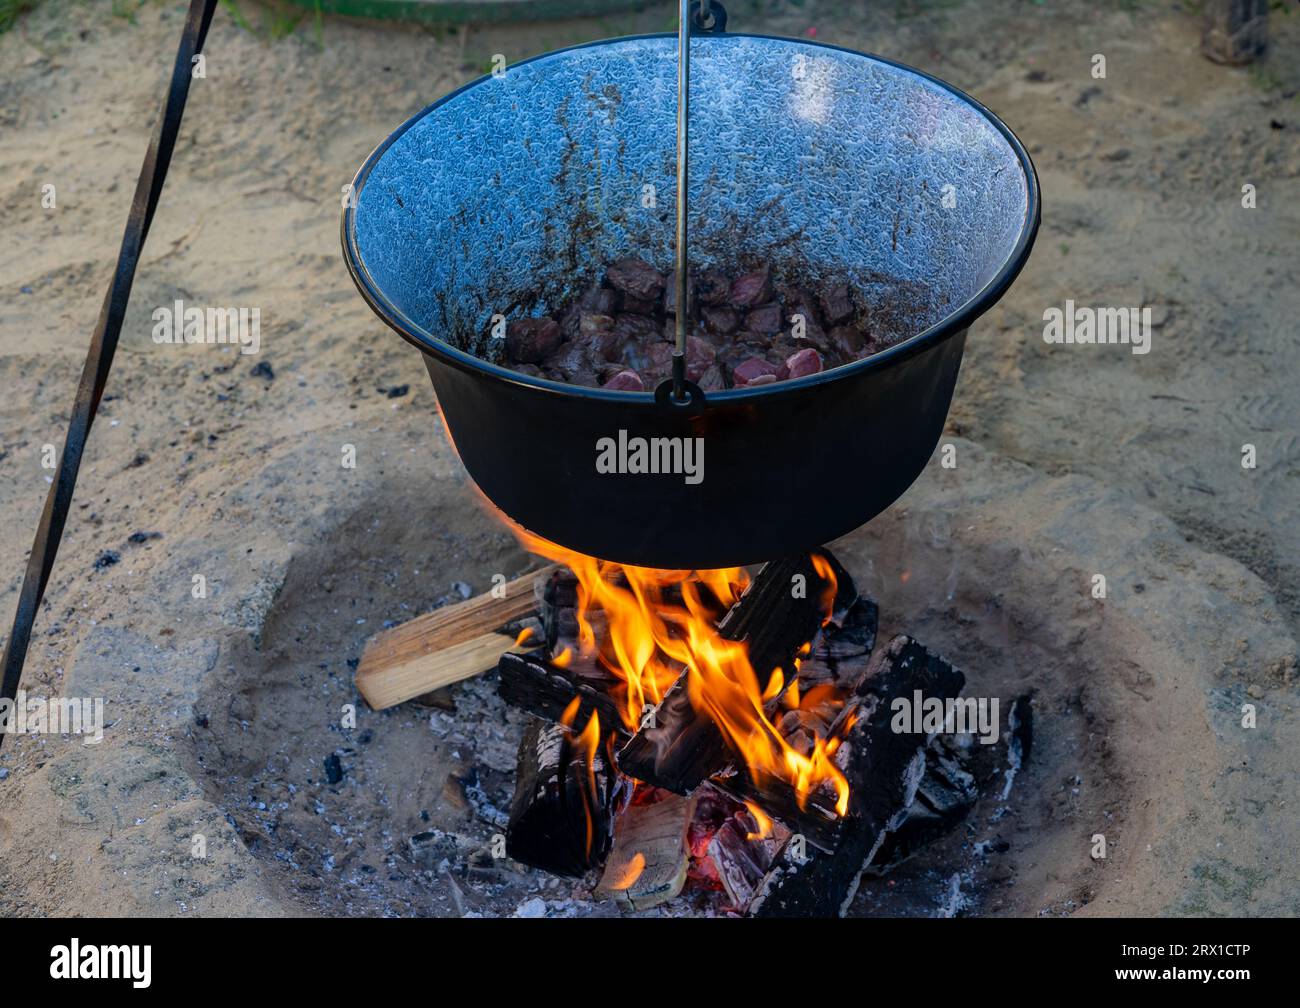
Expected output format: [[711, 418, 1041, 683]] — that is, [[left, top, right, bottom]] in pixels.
[[0, 0, 1297, 916]]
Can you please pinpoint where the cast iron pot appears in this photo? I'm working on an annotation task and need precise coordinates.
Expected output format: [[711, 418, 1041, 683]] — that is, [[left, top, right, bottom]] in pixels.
[[343, 31, 1039, 570]]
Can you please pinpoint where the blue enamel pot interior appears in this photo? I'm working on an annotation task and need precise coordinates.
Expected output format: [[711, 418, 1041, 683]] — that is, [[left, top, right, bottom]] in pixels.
[[343, 32, 1039, 569]]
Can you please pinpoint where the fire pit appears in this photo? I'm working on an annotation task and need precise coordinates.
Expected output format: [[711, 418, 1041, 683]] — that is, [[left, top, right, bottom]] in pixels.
[[188, 437, 1297, 917], [348, 532, 1029, 916]]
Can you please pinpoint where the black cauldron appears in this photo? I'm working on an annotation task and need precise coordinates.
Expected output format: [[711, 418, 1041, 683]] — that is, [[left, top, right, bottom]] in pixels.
[[343, 32, 1038, 569]]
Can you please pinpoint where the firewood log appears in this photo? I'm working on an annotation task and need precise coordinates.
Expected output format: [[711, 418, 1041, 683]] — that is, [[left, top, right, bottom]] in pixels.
[[595, 793, 697, 910], [506, 718, 624, 877], [497, 650, 628, 739], [354, 564, 559, 709], [747, 635, 966, 917]]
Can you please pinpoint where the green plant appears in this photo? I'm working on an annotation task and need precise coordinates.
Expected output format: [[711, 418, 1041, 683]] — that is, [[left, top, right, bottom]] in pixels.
[[267, 5, 303, 38], [220, 0, 316, 43], [0, 0, 37, 33], [219, 0, 254, 32]]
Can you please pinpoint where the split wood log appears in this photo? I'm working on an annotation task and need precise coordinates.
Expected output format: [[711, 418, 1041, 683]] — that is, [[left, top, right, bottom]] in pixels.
[[1201, 0, 1268, 65], [497, 650, 627, 738], [354, 563, 559, 710], [506, 718, 623, 877], [618, 550, 855, 793], [747, 634, 966, 917], [595, 793, 697, 910]]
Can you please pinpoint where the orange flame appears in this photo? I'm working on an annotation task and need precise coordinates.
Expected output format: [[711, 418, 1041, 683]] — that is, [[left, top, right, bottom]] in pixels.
[[742, 800, 774, 841], [561, 697, 603, 858], [515, 528, 851, 817], [609, 852, 647, 890]]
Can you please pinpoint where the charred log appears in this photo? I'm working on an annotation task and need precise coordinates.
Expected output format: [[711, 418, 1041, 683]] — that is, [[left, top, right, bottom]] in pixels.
[[747, 635, 965, 917], [505, 719, 623, 877], [868, 693, 1033, 874], [710, 771, 842, 853], [708, 596, 880, 851], [867, 734, 979, 874], [704, 795, 791, 910], [497, 650, 627, 740], [810, 595, 878, 672], [615, 673, 709, 792], [540, 568, 628, 691]]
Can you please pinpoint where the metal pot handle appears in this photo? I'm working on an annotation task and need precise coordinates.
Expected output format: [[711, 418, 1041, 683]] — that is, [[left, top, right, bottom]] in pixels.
[[660, 1, 728, 412]]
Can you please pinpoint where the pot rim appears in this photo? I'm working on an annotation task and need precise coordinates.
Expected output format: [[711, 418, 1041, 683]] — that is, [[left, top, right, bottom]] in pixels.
[[341, 31, 1041, 406]]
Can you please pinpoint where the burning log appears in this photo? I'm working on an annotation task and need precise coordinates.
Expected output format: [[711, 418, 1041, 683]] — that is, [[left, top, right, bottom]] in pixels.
[[354, 564, 559, 710], [647, 593, 878, 851], [747, 634, 966, 917], [497, 650, 627, 739], [711, 773, 841, 853], [718, 550, 855, 658], [808, 595, 878, 674], [612, 672, 712, 795], [539, 567, 622, 691], [618, 550, 854, 794], [697, 791, 792, 910], [595, 791, 697, 910], [506, 717, 623, 877]]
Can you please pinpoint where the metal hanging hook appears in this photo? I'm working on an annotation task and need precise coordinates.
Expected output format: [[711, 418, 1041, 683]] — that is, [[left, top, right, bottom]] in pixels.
[[692, 1, 727, 32]]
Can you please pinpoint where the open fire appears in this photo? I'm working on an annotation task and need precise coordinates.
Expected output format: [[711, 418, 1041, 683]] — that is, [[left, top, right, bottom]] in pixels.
[[475, 515, 1025, 916], [514, 527, 853, 819], [354, 512, 1032, 916]]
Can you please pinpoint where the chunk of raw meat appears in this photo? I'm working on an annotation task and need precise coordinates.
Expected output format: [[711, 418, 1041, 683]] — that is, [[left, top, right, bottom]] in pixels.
[[819, 283, 855, 325], [604, 369, 645, 391], [506, 317, 562, 363], [730, 269, 773, 309], [606, 257, 666, 302], [731, 357, 780, 387], [784, 347, 824, 379]]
